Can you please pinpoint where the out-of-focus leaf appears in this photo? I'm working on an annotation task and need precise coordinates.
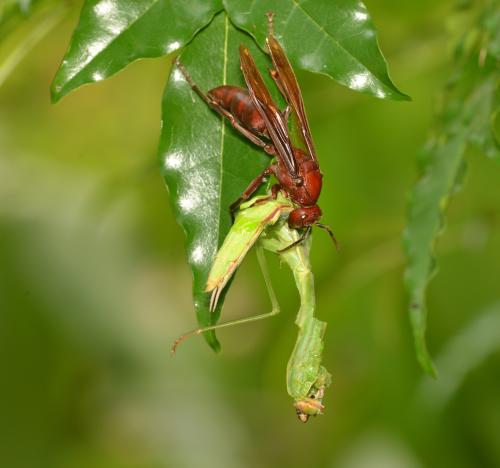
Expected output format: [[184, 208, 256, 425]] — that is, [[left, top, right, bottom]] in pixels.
[[158, 12, 281, 350], [0, 3, 66, 88], [443, 39, 500, 162], [483, 3, 500, 60], [17, 0, 34, 12], [404, 1, 500, 375], [463, 73, 499, 160], [0, 0, 32, 22], [51, 0, 223, 102], [224, 0, 409, 101], [0, 0, 19, 21], [404, 137, 466, 377], [417, 302, 500, 410], [493, 108, 500, 145], [0, 0, 39, 40]]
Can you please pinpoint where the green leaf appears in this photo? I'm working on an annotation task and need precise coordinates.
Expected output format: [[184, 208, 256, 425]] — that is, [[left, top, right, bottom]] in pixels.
[[0, 0, 38, 41], [51, 0, 223, 102], [483, 2, 500, 61], [404, 1, 500, 375], [404, 136, 466, 377], [417, 302, 500, 410], [0, 1, 67, 88], [16, 0, 34, 13], [158, 12, 282, 351], [0, 0, 32, 22], [224, 0, 409, 101], [442, 50, 500, 163], [463, 73, 499, 161]]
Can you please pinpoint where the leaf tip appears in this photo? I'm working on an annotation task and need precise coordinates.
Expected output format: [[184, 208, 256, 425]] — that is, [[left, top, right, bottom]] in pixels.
[[418, 350, 438, 378], [204, 333, 221, 353], [399, 92, 412, 102], [388, 88, 412, 102], [409, 300, 438, 378], [50, 79, 64, 104]]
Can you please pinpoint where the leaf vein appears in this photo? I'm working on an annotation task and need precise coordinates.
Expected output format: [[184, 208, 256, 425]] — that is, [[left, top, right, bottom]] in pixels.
[[64, 0, 160, 84], [289, 0, 386, 86], [216, 14, 230, 247]]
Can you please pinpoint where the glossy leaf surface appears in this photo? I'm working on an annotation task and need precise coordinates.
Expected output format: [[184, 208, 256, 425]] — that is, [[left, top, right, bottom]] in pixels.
[[51, 0, 223, 101], [159, 12, 281, 350], [224, 0, 409, 100]]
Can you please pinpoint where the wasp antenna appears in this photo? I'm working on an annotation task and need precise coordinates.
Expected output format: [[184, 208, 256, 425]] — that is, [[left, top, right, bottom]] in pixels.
[[315, 223, 340, 251]]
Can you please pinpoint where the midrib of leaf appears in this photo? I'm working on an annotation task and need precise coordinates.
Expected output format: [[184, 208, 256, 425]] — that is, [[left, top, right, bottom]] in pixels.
[[286, 0, 390, 90], [63, 0, 160, 85], [216, 14, 229, 247]]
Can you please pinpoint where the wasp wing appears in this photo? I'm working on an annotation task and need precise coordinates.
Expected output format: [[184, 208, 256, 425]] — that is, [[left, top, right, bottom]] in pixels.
[[267, 34, 317, 162], [239, 45, 299, 178]]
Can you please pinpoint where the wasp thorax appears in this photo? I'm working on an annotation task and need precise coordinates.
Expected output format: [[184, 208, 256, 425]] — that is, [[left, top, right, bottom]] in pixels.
[[294, 176, 304, 186]]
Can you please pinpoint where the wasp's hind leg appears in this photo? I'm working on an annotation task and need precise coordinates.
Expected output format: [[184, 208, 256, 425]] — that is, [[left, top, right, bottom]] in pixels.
[[229, 167, 278, 222], [174, 58, 275, 156], [252, 184, 281, 206]]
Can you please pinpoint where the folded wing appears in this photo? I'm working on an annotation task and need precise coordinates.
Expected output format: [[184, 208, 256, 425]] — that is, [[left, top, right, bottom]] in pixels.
[[239, 45, 299, 178], [266, 35, 317, 162]]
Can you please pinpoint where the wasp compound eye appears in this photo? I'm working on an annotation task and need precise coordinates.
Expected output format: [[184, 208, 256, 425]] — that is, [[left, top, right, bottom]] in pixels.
[[288, 206, 322, 229]]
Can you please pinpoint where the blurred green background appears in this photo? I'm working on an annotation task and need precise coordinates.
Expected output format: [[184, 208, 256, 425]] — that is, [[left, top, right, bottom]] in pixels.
[[1, 1, 500, 467]]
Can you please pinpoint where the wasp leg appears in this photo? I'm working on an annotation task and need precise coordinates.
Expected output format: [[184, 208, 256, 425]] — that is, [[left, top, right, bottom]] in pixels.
[[229, 166, 277, 222], [277, 226, 312, 253], [175, 58, 276, 156], [252, 184, 281, 206]]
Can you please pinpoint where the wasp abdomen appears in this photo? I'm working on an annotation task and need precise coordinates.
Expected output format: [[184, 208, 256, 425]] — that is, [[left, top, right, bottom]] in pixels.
[[208, 85, 267, 136]]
